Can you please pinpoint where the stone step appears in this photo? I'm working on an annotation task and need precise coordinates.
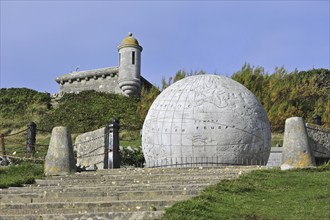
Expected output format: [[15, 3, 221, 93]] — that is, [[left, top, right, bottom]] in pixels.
[[43, 171, 241, 181], [0, 211, 165, 220], [1, 189, 198, 203], [1, 183, 211, 195], [0, 166, 265, 219], [95, 166, 261, 173], [33, 173, 239, 186], [51, 166, 260, 177], [0, 200, 177, 215]]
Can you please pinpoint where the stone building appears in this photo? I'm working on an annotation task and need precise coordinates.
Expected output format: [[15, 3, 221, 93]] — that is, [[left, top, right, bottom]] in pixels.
[[55, 33, 151, 97]]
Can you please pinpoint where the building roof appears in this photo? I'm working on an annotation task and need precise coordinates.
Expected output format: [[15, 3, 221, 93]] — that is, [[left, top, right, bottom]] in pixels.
[[118, 32, 143, 51], [55, 66, 118, 84]]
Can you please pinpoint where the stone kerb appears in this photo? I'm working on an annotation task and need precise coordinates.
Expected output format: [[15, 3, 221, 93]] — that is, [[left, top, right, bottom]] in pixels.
[[281, 117, 316, 170], [45, 127, 76, 176], [75, 127, 109, 170]]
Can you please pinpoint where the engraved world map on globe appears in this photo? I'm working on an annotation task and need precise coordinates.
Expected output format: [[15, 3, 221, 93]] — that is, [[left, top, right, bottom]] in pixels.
[[142, 75, 271, 167]]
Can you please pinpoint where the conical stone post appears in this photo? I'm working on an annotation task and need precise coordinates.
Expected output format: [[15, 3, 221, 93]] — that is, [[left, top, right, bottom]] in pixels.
[[281, 117, 315, 170], [45, 127, 76, 176]]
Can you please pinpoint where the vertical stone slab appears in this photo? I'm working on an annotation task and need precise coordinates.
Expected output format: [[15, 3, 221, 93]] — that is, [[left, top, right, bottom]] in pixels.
[[75, 127, 109, 170], [281, 117, 315, 170], [45, 127, 76, 176]]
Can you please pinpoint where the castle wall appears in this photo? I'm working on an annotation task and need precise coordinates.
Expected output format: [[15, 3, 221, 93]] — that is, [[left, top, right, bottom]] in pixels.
[[59, 74, 123, 95]]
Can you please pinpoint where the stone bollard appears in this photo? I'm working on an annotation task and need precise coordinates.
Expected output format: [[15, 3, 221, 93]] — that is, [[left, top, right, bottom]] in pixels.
[[281, 117, 315, 170], [45, 127, 76, 176]]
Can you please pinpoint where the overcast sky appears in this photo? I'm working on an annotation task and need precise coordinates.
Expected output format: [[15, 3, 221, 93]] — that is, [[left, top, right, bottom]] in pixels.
[[1, 1, 329, 94]]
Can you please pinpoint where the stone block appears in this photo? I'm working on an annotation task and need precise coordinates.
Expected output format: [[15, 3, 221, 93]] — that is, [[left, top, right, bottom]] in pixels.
[[75, 127, 109, 170], [45, 127, 76, 176], [306, 124, 330, 160], [281, 117, 315, 170]]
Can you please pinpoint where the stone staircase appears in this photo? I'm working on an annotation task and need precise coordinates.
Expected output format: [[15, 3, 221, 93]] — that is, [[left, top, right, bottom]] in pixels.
[[0, 166, 264, 220]]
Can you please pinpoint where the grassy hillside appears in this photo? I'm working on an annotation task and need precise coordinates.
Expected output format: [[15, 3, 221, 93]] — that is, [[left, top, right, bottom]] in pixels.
[[0, 89, 145, 141], [162, 164, 330, 220], [39, 91, 142, 138], [0, 88, 51, 134], [0, 89, 149, 164]]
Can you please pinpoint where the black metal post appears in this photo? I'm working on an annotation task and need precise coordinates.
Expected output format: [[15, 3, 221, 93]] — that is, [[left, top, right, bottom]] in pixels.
[[26, 122, 37, 153], [109, 118, 120, 169]]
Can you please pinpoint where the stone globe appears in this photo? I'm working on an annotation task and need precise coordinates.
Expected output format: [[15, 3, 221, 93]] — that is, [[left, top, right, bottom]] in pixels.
[[142, 75, 271, 167]]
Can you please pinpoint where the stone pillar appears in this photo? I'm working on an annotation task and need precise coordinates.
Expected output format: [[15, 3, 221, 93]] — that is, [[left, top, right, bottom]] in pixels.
[[45, 127, 76, 176], [281, 117, 315, 170]]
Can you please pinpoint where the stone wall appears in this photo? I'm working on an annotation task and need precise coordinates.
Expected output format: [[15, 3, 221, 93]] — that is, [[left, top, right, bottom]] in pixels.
[[55, 66, 153, 97], [74, 127, 110, 170], [306, 124, 330, 159], [58, 68, 122, 94], [267, 124, 330, 167]]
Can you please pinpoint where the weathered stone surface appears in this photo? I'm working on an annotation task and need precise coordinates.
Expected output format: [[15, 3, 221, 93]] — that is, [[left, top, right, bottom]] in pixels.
[[44, 127, 76, 176], [306, 124, 330, 160], [142, 75, 271, 167], [75, 127, 109, 170], [0, 166, 264, 218], [56, 67, 122, 95], [118, 33, 143, 97], [281, 117, 315, 170], [75, 121, 120, 170]]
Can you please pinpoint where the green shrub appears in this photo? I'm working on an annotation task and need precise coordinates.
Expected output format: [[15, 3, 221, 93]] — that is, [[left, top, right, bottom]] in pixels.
[[120, 146, 145, 167]]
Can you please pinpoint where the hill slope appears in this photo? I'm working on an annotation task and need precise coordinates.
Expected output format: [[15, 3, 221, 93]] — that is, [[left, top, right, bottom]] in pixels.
[[0, 88, 51, 134]]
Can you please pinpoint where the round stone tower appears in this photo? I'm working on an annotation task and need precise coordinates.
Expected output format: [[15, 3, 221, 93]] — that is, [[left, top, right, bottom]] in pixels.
[[118, 32, 143, 97]]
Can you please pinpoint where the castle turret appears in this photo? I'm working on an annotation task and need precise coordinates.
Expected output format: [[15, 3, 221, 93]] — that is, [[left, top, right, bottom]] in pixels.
[[118, 32, 143, 97]]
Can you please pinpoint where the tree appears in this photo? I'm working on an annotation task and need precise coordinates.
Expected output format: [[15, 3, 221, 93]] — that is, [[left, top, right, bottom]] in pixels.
[[161, 69, 205, 90]]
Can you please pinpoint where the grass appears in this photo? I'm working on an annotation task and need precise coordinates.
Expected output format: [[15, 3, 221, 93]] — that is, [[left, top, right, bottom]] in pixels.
[[271, 133, 283, 147], [162, 163, 330, 220], [1, 132, 50, 159], [0, 161, 44, 188]]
